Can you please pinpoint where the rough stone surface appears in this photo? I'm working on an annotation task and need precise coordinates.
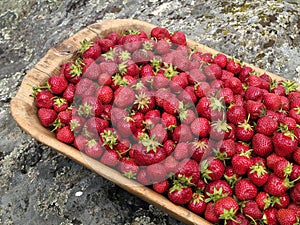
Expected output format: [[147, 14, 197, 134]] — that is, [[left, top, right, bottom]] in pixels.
[[1, 0, 300, 224]]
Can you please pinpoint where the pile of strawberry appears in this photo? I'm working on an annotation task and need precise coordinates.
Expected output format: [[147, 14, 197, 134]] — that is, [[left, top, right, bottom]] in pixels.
[[32, 26, 300, 224]]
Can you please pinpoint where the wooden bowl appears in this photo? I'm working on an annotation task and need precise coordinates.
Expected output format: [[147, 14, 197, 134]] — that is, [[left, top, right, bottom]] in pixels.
[[10, 19, 287, 225]]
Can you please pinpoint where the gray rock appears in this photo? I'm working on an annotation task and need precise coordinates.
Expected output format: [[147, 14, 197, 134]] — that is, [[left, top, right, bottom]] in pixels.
[[1, 0, 300, 224]]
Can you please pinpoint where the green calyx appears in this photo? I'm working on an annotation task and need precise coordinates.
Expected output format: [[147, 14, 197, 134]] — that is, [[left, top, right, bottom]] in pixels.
[[240, 149, 252, 158], [212, 119, 231, 133], [209, 96, 226, 112], [238, 114, 253, 131], [249, 163, 267, 177], [50, 118, 63, 132], [123, 170, 136, 179], [102, 48, 115, 61], [138, 133, 162, 153], [224, 174, 241, 188], [77, 102, 93, 117], [163, 63, 179, 79], [118, 62, 128, 75], [69, 119, 80, 132], [100, 130, 118, 149], [284, 162, 293, 178], [178, 101, 189, 121], [150, 57, 162, 73], [119, 50, 131, 62], [191, 192, 205, 204], [134, 92, 150, 110], [143, 41, 154, 51], [87, 138, 97, 147], [53, 97, 67, 107], [112, 73, 129, 86], [79, 39, 93, 54], [219, 208, 238, 224], [213, 148, 230, 163], [200, 160, 212, 183], [281, 79, 297, 95], [70, 58, 83, 77], [205, 187, 228, 203]]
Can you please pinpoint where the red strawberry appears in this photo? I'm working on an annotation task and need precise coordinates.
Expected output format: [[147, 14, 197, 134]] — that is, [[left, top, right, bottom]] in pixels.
[[252, 133, 273, 157], [79, 39, 101, 59], [264, 173, 293, 197], [136, 169, 150, 185], [235, 117, 254, 142], [190, 117, 210, 138], [293, 147, 300, 165], [53, 97, 68, 113], [226, 59, 241, 75], [118, 157, 139, 179], [38, 108, 57, 127], [96, 38, 114, 53], [84, 138, 104, 158], [264, 92, 282, 111], [149, 123, 168, 143], [62, 83, 76, 103], [73, 135, 88, 151], [97, 86, 113, 105], [290, 182, 300, 204], [113, 86, 135, 108], [155, 39, 171, 55], [214, 196, 239, 223], [224, 77, 243, 95], [173, 142, 190, 161], [190, 138, 209, 162], [105, 32, 119, 45], [47, 75, 68, 95], [273, 131, 298, 157], [57, 110, 72, 125], [61, 60, 82, 84], [35, 90, 54, 109], [274, 160, 293, 178], [168, 183, 193, 205], [245, 86, 263, 101], [82, 59, 101, 80], [100, 149, 119, 167], [176, 159, 200, 185], [123, 34, 142, 52], [75, 78, 97, 98], [170, 31, 186, 46], [234, 179, 257, 200], [133, 141, 166, 166], [204, 202, 220, 223], [204, 63, 222, 80], [242, 200, 263, 220], [172, 124, 194, 142], [200, 157, 225, 183], [277, 208, 299, 225], [238, 66, 253, 83], [255, 191, 272, 210], [262, 208, 278, 225], [231, 150, 252, 175], [213, 53, 227, 68], [152, 180, 169, 194], [274, 194, 291, 209], [187, 192, 207, 215], [256, 116, 278, 136], [99, 61, 118, 76], [226, 105, 247, 125], [80, 96, 103, 118], [248, 162, 269, 187], [151, 27, 171, 40], [245, 100, 266, 120], [56, 126, 74, 144], [226, 213, 250, 225]]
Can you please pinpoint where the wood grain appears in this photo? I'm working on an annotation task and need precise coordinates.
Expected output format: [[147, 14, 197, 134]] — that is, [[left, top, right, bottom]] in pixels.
[[10, 19, 291, 225]]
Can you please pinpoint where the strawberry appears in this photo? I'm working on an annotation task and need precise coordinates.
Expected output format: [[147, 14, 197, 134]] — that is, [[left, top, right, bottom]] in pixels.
[[273, 131, 298, 157], [255, 191, 272, 210], [190, 138, 209, 162], [79, 39, 101, 59], [205, 180, 233, 203], [80, 96, 103, 118], [96, 38, 114, 53], [238, 66, 253, 83], [136, 169, 150, 185], [100, 149, 119, 167], [226, 213, 250, 225], [170, 31, 186, 46], [200, 157, 225, 183], [172, 124, 194, 142], [203, 63, 222, 80], [226, 59, 241, 75], [256, 116, 278, 136], [99, 61, 118, 76], [221, 69, 234, 81], [248, 162, 269, 187], [84, 138, 104, 158], [214, 196, 239, 223], [252, 133, 273, 157], [75, 78, 98, 99], [291, 182, 300, 204], [277, 208, 299, 225], [173, 142, 190, 161], [262, 208, 278, 225], [149, 123, 168, 143], [274, 160, 293, 178], [274, 194, 291, 209], [152, 180, 169, 194], [57, 110, 72, 126], [151, 27, 171, 40], [99, 128, 118, 149], [105, 32, 119, 45], [82, 59, 101, 80], [47, 75, 68, 95], [73, 135, 88, 151], [62, 83, 76, 103], [97, 86, 113, 105], [245, 86, 263, 101], [116, 119, 135, 138], [176, 159, 200, 185], [263, 92, 282, 111], [231, 150, 252, 175], [117, 157, 139, 179], [113, 86, 135, 108], [264, 173, 294, 197], [168, 185, 193, 205], [190, 117, 210, 138], [35, 89, 54, 109], [61, 60, 82, 84], [226, 105, 247, 125], [155, 39, 171, 55], [53, 97, 68, 113], [245, 100, 266, 120], [224, 77, 243, 95], [187, 192, 207, 215], [235, 116, 254, 142], [234, 179, 257, 200], [56, 126, 74, 144], [293, 147, 300, 165], [242, 200, 263, 220], [213, 53, 227, 68], [204, 202, 220, 223], [133, 92, 155, 114], [163, 155, 179, 175], [38, 108, 57, 128], [123, 34, 142, 52]]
